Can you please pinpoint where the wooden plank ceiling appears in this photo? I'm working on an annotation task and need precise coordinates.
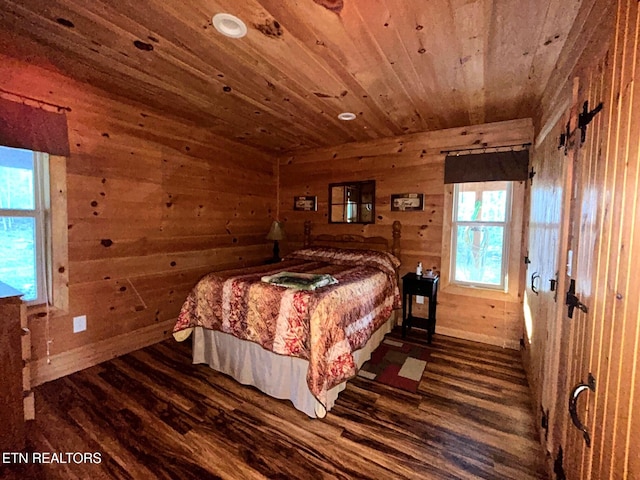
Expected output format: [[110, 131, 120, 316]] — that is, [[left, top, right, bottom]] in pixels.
[[0, 0, 582, 152]]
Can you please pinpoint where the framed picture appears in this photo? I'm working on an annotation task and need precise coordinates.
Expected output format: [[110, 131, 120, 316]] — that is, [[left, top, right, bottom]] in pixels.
[[293, 195, 318, 211], [391, 193, 424, 211]]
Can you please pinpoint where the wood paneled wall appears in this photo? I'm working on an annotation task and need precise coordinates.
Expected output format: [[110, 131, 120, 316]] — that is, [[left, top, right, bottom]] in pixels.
[[0, 54, 277, 386], [279, 119, 533, 348]]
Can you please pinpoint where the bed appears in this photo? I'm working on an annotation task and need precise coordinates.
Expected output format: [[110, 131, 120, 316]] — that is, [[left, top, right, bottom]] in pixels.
[[173, 221, 402, 418]]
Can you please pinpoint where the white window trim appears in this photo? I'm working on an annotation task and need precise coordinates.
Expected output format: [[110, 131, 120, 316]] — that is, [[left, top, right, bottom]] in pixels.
[[441, 181, 525, 302], [0, 151, 48, 305], [451, 182, 513, 291]]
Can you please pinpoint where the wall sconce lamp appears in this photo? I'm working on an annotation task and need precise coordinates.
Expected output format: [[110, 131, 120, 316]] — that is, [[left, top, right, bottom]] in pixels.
[[266, 221, 285, 263]]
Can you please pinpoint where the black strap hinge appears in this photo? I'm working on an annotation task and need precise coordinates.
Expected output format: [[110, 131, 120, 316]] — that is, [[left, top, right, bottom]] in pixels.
[[554, 446, 567, 480], [578, 100, 603, 144], [541, 406, 550, 442], [558, 120, 571, 154]]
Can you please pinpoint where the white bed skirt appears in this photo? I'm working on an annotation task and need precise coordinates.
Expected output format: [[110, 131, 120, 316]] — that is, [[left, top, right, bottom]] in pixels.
[[192, 315, 395, 418]]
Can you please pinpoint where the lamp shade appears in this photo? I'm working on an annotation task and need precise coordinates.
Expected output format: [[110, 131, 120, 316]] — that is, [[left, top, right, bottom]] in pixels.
[[266, 221, 285, 241]]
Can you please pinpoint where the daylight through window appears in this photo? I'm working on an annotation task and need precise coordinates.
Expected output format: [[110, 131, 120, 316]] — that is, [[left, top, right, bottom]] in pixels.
[[451, 181, 512, 290], [0, 145, 49, 303]]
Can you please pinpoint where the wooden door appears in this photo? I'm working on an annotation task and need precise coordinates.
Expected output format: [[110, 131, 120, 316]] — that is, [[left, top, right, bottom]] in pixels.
[[523, 103, 572, 455], [525, 1, 640, 478], [556, 2, 640, 477], [523, 63, 588, 471], [560, 74, 601, 480]]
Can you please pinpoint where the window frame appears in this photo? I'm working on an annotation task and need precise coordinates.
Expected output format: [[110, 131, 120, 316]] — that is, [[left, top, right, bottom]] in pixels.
[[440, 180, 525, 302], [0, 150, 48, 304], [451, 181, 513, 291], [0, 149, 67, 311]]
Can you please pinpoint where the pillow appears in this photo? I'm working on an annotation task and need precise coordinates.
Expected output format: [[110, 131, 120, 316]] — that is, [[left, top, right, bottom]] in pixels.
[[287, 247, 400, 278]]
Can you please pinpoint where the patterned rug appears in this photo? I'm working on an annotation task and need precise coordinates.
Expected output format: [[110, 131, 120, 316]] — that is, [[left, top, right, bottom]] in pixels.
[[357, 337, 431, 392]]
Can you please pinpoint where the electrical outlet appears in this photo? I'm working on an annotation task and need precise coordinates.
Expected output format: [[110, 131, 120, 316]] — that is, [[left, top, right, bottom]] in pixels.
[[73, 315, 87, 333], [416, 295, 424, 304]]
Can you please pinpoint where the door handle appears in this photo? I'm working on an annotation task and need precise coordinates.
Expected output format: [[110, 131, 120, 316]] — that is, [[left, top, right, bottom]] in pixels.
[[569, 373, 596, 447], [531, 272, 541, 295]]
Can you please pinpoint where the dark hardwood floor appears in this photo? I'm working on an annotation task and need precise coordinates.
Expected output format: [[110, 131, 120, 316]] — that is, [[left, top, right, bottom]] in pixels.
[[1, 330, 548, 479]]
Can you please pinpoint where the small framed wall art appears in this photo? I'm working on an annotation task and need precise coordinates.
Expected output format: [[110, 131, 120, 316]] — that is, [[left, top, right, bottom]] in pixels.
[[390, 193, 424, 211], [293, 195, 318, 211]]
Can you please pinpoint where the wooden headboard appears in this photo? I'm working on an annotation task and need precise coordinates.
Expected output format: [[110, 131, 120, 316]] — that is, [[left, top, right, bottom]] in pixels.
[[303, 221, 401, 262]]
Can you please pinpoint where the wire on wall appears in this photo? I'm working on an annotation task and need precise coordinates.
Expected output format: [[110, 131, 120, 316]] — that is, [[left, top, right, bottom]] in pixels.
[[0, 88, 71, 113]]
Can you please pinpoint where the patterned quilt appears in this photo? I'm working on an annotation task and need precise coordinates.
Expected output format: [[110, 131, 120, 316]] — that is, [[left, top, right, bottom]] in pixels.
[[173, 247, 401, 407]]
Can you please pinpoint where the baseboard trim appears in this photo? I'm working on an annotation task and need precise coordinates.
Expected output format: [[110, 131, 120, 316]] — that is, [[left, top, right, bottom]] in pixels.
[[32, 319, 175, 387], [436, 326, 520, 350], [31, 318, 519, 387]]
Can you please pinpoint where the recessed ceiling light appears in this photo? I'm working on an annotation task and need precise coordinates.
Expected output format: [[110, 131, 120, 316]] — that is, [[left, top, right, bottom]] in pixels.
[[338, 112, 357, 121], [212, 13, 247, 39]]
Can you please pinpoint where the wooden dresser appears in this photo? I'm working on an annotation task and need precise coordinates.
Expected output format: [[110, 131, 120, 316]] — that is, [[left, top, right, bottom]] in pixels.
[[0, 281, 32, 452]]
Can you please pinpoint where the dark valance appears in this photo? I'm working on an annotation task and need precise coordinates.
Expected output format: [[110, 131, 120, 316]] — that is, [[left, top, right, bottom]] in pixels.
[[444, 149, 529, 184], [0, 97, 70, 156]]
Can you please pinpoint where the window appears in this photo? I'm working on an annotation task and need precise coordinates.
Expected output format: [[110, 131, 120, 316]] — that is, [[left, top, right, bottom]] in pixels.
[[451, 181, 512, 290], [0, 145, 49, 304], [329, 180, 375, 224]]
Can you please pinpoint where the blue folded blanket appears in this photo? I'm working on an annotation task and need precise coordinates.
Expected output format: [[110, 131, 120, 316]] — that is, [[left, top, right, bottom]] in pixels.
[[261, 271, 338, 290]]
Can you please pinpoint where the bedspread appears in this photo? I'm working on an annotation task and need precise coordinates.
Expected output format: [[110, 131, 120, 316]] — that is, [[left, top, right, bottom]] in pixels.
[[173, 247, 401, 407]]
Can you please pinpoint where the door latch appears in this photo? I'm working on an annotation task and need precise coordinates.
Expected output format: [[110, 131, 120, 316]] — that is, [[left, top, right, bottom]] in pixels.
[[550, 271, 559, 302], [565, 279, 588, 318]]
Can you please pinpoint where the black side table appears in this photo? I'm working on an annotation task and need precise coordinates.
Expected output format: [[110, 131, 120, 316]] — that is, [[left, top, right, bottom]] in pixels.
[[402, 272, 439, 343]]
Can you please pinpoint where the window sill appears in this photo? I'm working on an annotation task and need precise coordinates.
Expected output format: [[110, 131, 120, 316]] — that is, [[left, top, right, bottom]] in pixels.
[[27, 303, 68, 318], [440, 282, 520, 301]]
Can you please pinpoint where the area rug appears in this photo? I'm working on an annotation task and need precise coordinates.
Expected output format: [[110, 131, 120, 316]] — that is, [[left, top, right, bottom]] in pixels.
[[357, 337, 431, 392]]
